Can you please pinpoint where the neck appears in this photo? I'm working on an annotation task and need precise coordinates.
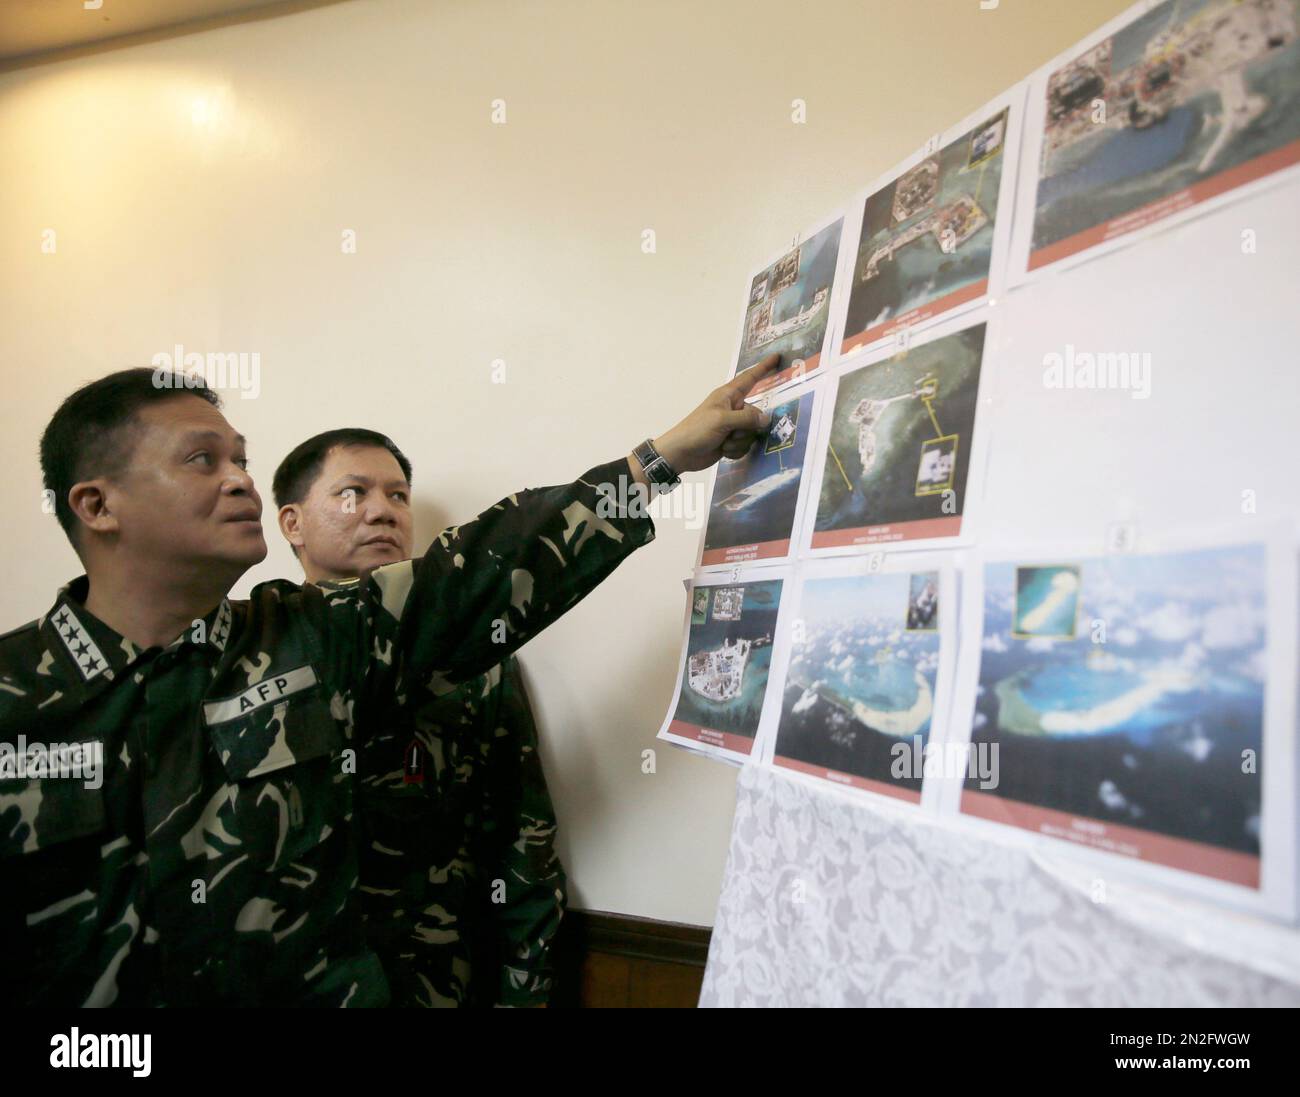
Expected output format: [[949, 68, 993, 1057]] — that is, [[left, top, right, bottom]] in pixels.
[[300, 557, 371, 586], [81, 563, 234, 650]]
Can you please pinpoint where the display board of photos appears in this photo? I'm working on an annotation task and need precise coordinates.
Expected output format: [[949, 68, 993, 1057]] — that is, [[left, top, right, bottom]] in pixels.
[[658, 0, 1300, 922]]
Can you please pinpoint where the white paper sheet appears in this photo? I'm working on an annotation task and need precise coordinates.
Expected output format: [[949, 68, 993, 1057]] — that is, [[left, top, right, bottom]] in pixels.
[[757, 552, 960, 813], [694, 373, 828, 571], [829, 84, 1027, 365], [801, 309, 999, 557], [938, 525, 1298, 921], [725, 209, 853, 398], [657, 564, 795, 765], [1007, 0, 1300, 287]]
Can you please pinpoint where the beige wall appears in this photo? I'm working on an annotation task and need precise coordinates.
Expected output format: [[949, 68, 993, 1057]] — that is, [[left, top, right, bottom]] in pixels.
[[0, 0, 1135, 924]]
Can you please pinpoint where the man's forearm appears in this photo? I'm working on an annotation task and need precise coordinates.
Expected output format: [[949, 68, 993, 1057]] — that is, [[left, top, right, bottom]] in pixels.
[[349, 457, 655, 693], [346, 350, 782, 697]]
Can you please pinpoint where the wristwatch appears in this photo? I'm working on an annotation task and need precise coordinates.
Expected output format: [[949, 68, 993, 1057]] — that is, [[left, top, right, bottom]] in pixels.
[[632, 438, 681, 495]]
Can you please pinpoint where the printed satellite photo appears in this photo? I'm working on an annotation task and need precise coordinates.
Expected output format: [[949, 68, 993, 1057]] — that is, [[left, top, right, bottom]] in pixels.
[[735, 218, 844, 392], [775, 571, 944, 801], [668, 579, 783, 754], [842, 109, 1010, 352], [963, 544, 1269, 886], [813, 324, 987, 548], [1029, 0, 1300, 269]]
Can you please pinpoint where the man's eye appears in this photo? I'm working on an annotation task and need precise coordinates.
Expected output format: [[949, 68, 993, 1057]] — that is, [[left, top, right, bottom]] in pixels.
[[392, 492, 408, 503], [341, 486, 363, 497], [234, 457, 249, 470], [188, 452, 213, 466]]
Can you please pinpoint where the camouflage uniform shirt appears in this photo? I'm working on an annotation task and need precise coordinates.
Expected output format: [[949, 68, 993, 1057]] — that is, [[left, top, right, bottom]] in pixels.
[[358, 653, 566, 1007], [0, 459, 652, 1006]]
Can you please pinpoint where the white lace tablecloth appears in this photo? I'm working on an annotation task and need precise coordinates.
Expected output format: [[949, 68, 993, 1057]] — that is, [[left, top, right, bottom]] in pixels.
[[698, 766, 1300, 1007]]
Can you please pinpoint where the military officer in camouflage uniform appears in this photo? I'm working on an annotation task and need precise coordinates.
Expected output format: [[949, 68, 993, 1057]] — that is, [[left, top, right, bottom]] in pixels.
[[271, 428, 565, 1007], [0, 356, 776, 1005]]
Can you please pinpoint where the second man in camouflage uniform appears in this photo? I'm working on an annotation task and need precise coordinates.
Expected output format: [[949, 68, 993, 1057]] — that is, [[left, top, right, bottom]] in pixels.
[[272, 428, 564, 1006]]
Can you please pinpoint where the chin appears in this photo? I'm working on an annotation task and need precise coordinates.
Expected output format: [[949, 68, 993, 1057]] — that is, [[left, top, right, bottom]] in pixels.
[[358, 544, 407, 569], [235, 545, 269, 568], [228, 534, 269, 567]]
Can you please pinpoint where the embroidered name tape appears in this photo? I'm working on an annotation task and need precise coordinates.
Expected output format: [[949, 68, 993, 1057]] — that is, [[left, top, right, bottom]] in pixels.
[[202, 665, 319, 725]]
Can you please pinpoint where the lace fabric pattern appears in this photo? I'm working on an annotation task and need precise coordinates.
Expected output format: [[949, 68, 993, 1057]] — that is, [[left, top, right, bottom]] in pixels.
[[699, 765, 1300, 1008]]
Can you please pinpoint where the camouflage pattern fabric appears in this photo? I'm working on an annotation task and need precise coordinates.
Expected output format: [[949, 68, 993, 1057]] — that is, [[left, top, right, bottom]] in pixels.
[[0, 460, 652, 1006], [356, 653, 567, 1008]]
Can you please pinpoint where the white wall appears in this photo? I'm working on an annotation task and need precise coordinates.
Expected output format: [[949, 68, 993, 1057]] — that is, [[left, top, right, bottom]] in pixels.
[[0, 0, 1154, 925]]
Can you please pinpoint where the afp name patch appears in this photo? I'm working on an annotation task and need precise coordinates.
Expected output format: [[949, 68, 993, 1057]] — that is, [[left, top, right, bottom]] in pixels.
[[202, 665, 319, 725]]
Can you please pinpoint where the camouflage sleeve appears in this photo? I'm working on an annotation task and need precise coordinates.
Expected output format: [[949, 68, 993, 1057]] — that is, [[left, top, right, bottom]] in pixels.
[[476, 656, 567, 1007], [316, 458, 654, 698]]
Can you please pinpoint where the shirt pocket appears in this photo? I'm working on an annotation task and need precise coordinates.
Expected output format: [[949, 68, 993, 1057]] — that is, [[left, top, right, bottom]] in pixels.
[[355, 729, 462, 920], [0, 773, 105, 859], [0, 775, 110, 996], [206, 682, 351, 871]]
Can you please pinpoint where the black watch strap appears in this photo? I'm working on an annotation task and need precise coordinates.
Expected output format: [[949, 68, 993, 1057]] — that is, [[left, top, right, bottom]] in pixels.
[[632, 438, 680, 494]]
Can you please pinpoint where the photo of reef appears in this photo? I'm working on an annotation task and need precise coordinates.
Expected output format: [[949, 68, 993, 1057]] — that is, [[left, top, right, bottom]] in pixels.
[[815, 323, 986, 540], [843, 109, 1008, 346], [1032, 0, 1300, 257], [775, 572, 942, 795], [966, 544, 1267, 857], [735, 218, 843, 375], [702, 391, 814, 559], [672, 579, 782, 739]]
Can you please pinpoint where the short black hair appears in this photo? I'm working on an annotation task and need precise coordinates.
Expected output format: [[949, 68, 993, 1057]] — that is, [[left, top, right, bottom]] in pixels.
[[272, 429, 413, 510], [40, 367, 222, 546]]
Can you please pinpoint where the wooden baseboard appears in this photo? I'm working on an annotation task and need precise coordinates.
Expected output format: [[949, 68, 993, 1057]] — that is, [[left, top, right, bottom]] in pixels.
[[550, 910, 712, 1008]]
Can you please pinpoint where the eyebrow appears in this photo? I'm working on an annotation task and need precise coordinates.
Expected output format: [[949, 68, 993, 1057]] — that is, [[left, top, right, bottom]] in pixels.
[[327, 474, 410, 491], [178, 430, 247, 448]]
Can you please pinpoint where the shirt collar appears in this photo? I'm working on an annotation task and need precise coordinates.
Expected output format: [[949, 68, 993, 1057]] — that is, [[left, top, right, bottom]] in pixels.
[[41, 576, 234, 686]]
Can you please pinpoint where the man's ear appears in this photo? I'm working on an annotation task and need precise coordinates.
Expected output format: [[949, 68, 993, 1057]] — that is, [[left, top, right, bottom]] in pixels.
[[67, 481, 119, 537], [277, 503, 306, 553]]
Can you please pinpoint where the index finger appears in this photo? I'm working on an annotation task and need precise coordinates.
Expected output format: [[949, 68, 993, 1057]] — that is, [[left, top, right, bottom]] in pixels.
[[724, 353, 782, 400]]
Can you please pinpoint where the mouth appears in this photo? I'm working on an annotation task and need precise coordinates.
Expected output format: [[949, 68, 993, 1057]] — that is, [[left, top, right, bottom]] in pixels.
[[362, 535, 401, 550], [225, 511, 263, 526]]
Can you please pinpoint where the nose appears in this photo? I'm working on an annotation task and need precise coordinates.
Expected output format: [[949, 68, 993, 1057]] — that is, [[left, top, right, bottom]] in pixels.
[[364, 495, 398, 524], [223, 462, 258, 498]]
